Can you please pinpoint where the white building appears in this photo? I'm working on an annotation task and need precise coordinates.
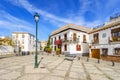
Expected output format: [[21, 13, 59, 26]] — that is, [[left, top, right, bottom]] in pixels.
[[50, 24, 91, 56], [89, 15, 120, 58], [12, 32, 35, 54]]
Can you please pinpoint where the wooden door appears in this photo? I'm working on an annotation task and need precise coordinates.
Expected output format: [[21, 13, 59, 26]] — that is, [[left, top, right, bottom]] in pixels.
[[90, 49, 100, 59]]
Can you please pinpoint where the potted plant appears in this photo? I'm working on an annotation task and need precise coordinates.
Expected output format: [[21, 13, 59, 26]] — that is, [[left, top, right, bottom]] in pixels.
[[48, 48, 52, 53], [46, 47, 52, 53], [56, 48, 60, 55]]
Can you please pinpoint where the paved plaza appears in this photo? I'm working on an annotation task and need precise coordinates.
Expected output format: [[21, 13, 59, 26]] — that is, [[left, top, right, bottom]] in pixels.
[[0, 54, 120, 80]]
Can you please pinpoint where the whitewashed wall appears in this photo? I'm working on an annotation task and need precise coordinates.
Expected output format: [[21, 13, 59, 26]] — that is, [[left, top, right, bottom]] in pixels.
[[12, 33, 35, 52], [89, 25, 120, 55], [50, 29, 89, 55]]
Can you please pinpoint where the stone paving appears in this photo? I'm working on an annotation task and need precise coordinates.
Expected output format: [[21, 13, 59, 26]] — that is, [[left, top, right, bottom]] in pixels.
[[0, 54, 120, 80]]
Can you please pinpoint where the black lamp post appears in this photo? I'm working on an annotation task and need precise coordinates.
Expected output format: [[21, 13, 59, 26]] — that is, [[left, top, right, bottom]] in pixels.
[[34, 13, 39, 68]]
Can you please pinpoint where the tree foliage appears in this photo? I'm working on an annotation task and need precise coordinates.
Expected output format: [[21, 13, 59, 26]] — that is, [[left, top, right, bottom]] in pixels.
[[44, 36, 52, 52]]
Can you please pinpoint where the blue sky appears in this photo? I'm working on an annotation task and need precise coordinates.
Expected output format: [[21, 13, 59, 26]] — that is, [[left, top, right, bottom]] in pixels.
[[0, 0, 120, 40]]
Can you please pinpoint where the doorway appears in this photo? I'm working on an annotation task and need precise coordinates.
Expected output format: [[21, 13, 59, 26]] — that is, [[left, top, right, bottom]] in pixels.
[[90, 49, 100, 59]]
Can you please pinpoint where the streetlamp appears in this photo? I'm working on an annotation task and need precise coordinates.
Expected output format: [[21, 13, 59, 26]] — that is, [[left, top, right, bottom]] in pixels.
[[34, 13, 39, 68]]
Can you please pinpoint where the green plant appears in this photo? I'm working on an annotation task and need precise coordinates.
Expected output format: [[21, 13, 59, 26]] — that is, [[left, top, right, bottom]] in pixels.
[[113, 37, 118, 41], [56, 48, 60, 55], [44, 36, 52, 53], [47, 36, 50, 48], [45, 47, 52, 53], [47, 48, 52, 52], [56, 48, 60, 52]]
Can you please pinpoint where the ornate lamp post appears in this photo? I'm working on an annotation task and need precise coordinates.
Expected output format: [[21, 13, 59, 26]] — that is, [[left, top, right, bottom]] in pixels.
[[34, 13, 39, 68]]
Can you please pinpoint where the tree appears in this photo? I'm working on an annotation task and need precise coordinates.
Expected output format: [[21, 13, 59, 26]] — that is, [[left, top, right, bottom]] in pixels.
[[47, 36, 50, 48], [45, 36, 52, 53]]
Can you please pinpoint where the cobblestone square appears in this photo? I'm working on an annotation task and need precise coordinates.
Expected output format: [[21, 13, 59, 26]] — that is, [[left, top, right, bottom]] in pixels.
[[0, 54, 120, 80]]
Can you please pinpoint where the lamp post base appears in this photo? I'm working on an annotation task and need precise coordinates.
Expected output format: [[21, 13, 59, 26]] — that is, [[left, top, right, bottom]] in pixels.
[[34, 64, 38, 68], [34, 53, 38, 68]]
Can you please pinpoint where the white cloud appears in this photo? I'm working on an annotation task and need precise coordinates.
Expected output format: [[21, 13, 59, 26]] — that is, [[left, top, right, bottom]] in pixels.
[[78, 0, 91, 15], [16, 0, 72, 23], [7, 0, 85, 26], [0, 10, 34, 33], [20, 0, 105, 28], [6, 0, 111, 29], [85, 20, 103, 28], [2, 0, 118, 40]]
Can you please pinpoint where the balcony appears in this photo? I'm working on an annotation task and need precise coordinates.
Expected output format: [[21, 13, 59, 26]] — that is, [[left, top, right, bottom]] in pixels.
[[110, 37, 120, 44], [62, 38, 79, 43], [70, 38, 79, 43], [62, 39, 69, 43], [111, 37, 120, 42], [92, 40, 99, 44]]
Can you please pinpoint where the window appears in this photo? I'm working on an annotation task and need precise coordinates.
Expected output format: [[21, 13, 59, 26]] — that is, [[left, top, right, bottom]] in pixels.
[[102, 33, 106, 38], [83, 35, 86, 43], [22, 46, 24, 49], [64, 34, 67, 41], [16, 34, 18, 38], [59, 36, 61, 40], [115, 48, 120, 55], [73, 33, 77, 41], [102, 48, 108, 55], [119, 32, 120, 36], [93, 33, 99, 44], [111, 27, 120, 41], [22, 39, 24, 44], [76, 44, 81, 51], [22, 34, 25, 38], [55, 37, 56, 41], [64, 44, 67, 51], [114, 33, 118, 37]]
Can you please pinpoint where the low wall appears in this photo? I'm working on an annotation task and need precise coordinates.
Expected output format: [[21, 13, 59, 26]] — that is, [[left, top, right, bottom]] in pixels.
[[79, 56, 120, 67], [101, 55, 120, 62], [0, 53, 15, 59]]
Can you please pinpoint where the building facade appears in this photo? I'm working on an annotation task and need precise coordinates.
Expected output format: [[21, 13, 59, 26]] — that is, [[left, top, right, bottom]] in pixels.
[[0, 36, 12, 45], [50, 24, 91, 56], [0, 36, 14, 55], [12, 32, 36, 54], [89, 15, 120, 58], [40, 40, 47, 51]]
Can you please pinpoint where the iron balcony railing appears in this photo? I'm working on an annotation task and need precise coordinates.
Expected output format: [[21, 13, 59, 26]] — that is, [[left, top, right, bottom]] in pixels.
[[62, 37, 79, 43]]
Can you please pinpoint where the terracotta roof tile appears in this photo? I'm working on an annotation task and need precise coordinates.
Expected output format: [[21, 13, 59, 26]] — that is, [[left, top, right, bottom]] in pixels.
[[51, 24, 91, 35], [88, 21, 120, 34]]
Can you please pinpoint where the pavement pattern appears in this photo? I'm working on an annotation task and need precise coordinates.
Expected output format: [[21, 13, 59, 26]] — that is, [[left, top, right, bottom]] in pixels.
[[0, 54, 120, 80]]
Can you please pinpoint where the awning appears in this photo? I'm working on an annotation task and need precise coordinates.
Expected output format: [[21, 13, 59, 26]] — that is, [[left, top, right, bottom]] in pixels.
[[54, 39, 62, 45]]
